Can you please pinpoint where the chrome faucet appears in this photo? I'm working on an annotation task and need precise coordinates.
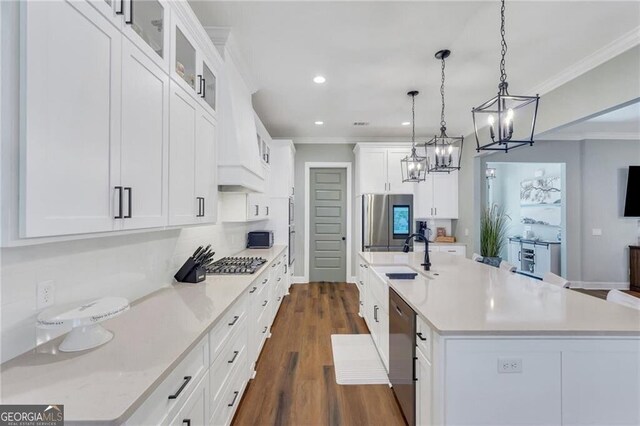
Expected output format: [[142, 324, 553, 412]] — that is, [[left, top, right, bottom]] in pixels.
[[402, 232, 431, 271]]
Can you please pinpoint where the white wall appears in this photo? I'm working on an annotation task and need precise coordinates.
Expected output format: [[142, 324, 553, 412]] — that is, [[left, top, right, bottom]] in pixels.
[[480, 139, 639, 285], [0, 219, 262, 363]]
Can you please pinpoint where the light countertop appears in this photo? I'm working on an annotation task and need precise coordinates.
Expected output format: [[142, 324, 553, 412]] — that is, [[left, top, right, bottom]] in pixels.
[[0, 246, 287, 424], [359, 251, 640, 336]]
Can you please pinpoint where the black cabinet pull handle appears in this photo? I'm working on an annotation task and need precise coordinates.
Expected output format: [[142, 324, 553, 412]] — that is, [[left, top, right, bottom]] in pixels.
[[116, 0, 124, 14], [417, 332, 427, 341], [228, 315, 239, 326], [183, 420, 191, 426], [201, 78, 206, 99], [124, 187, 132, 218], [201, 197, 205, 216], [114, 186, 123, 219], [196, 197, 204, 217], [262, 300, 268, 307], [249, 286, 257, 294], [413, 356, 418, 382], [262, 326, 268, 334], [125, 0, 133, 24], [374, 305, 379, 322], [228, 350, 239, 364], [228, 391, 239, 407], [277, 296, 281, 302], [254, 205, 259, 216], [197, 75, 203, 95], [263, 278, 269, 283], [168, 376, 191, 399], [277, 278, 282, 282]]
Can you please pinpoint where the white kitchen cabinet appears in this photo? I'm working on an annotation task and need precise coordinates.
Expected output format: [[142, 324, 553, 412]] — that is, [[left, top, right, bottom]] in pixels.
[[268, 140, 296, 198], [356, 260, 369, 317], [20, 0, 122, 237], [219, 193, 269, 222], [355, 145, 414, 194], [416, 348, 432, 426], [195, 110, 218, 223], [168, 83, 198, 226], [414, 173, 458, 219], [120, 38, 169, 230], [168, 374, 209, 426], [87, 0, 124, 28], [366, 267, 390, 372], [168, 81, 217, 226], [121, 0, 170, 72]]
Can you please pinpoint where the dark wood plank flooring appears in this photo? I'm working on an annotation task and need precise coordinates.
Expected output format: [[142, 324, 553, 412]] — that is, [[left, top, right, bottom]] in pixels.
[[572, 288, 640, 300], [232, 283, 406, 426]]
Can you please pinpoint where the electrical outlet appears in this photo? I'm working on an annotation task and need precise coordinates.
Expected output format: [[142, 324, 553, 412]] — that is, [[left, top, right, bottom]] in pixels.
[[498, 357, 522, 373], [592, 228, 602, 236], [37, 280, 55, 309]]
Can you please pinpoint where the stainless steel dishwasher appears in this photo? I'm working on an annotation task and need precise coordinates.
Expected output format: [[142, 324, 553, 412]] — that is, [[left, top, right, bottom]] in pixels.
[[389, 288, 417, 426]]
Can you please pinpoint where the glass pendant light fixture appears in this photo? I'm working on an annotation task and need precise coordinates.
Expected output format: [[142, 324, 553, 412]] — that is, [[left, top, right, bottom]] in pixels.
[[425, 49, 463, 173], [400, 91, 427, 183], [472, 0, 540, 153]]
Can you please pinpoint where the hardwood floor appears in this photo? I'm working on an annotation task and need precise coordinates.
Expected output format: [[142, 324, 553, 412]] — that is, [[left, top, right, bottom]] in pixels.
[[572, 288, 640, 300], [232, 283, 406, 426]]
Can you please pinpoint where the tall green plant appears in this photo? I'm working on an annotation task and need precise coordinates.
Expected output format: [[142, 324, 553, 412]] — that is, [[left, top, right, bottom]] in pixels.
[[480, 204, 510, 258]]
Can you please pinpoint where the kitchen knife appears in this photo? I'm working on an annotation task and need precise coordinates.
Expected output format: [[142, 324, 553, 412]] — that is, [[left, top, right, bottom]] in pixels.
[[191, 246, 203, 260], [195, 245, 211, 263]]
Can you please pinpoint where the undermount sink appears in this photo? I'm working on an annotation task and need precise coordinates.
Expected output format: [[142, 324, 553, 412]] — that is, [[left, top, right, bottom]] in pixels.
[[372, 266, 419, 280]]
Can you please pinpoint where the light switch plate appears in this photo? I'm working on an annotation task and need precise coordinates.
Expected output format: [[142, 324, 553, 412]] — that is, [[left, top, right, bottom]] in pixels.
[[592, 228, 602, 236], [37, 280, 55, 309]]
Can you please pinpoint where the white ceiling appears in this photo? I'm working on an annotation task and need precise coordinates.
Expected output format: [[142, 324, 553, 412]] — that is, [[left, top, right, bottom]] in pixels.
[[539, 101, 640, 140], [189, 1, 640, 142]]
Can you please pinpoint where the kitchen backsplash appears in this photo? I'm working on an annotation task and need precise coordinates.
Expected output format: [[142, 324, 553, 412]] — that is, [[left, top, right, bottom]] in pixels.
[[0, 220, 262, 363]]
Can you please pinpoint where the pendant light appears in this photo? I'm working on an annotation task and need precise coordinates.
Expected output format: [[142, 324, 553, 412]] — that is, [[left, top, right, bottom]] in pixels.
[[400, 91, 428, 183], [472, 0, 540, 153], [425, 49, 463, 173]]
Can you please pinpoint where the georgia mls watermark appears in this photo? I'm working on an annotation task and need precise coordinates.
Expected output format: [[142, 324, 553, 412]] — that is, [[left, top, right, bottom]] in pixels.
[[0, 405, 64, 426]]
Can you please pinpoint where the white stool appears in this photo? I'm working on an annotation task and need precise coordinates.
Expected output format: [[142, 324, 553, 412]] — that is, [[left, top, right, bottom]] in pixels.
[[499, 260, 517, 273], [606, 289, 640, 311], [542, 272, 571, 288]]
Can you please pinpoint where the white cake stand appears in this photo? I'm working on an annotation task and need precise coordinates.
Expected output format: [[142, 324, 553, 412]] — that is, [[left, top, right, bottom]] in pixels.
[[37, 297, 130, 352]]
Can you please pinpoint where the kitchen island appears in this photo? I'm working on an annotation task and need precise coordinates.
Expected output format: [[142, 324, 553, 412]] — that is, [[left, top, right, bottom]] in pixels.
[[358, 251, 640, 426]]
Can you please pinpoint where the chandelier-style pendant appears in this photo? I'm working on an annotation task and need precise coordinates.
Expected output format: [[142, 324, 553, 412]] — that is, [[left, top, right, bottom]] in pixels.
[[401, 91, 427, 183], [425, 49, 463, 173], [472, 0, 540, 153]]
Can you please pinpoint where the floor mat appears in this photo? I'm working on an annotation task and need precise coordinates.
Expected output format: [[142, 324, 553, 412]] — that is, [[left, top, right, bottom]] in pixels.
[[331, 334, 390, 385]]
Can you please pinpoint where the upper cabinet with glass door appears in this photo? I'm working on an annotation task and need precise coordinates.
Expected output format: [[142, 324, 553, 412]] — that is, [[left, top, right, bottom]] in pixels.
[[120, 0, 170, 71], [171, 12, 218, 117]]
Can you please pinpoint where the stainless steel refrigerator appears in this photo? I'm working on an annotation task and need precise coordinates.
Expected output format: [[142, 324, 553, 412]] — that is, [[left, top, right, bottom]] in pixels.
[[362, 194, 414, 252]]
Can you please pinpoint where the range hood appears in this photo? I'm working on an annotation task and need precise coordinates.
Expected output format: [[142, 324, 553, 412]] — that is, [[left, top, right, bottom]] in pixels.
[[211, 29, 265, 193]]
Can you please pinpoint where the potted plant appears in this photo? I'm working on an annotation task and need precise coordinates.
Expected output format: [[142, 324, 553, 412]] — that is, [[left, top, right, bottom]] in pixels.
[[480, 204, 510, 266]]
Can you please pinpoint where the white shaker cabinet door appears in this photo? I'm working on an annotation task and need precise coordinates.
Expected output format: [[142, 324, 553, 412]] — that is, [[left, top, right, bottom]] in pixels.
[[168, 83, 198, 226], [358, 149, 387, 194], [387, 149, 413, 194], [120, 39, 169, 230], [416, 349, 432, 426], [432, 172, 458, 219], [414, 176, 435, 218], [21, 0, 122, 237], [195, 111, 218, 224]]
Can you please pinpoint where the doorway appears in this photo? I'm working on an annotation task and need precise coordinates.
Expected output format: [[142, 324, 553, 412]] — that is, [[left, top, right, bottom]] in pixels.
[[305, 165, 351, 282]]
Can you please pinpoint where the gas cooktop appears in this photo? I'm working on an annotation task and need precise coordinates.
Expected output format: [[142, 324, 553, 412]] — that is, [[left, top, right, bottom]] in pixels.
[[206, 257, 267, 275]]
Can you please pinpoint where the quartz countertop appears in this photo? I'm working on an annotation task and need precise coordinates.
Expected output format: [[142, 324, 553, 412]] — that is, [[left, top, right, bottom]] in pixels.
[[0, 246, 287, 424], [359, 251, 640, 336]]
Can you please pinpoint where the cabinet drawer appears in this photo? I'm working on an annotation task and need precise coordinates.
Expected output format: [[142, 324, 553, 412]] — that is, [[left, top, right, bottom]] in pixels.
[[439, 245, 465, 256], [209, 293, 247, 363], [210, 316, 247, 417], [167, 373, 209, 426], [210, 350, 248, 426], [126, 337, 209, 425], [416, 315, 432, 361]]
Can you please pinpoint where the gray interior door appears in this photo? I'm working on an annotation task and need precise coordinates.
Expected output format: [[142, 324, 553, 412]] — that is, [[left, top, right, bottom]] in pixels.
[[310, 168, 347, 282]]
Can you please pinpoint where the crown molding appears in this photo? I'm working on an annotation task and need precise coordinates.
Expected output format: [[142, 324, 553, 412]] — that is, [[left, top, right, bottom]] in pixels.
[[204, 26, 259, 94], [536, 131, 640, 141], [527, 26, 640, 96], [291, 136, 417, 145]]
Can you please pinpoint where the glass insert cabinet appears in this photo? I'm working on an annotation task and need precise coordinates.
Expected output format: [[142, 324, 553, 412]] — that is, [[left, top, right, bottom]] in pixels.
[[171, 14, 219, 115]]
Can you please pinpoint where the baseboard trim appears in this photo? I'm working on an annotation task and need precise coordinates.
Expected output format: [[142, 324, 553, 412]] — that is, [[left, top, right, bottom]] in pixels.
[[349, 276, 357, 285], [291, 276, 307, 284], [571, 281, 630, 290]]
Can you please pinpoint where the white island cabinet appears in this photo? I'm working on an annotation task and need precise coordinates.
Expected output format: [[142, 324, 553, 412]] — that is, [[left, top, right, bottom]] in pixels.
[[359, 251, 640, 426]]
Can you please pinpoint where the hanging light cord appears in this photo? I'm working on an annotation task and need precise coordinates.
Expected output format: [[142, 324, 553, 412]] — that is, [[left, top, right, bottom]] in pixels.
[[440, 57, 446, 130], [411, 93, 416, 148], [499, 0, 508, 85]]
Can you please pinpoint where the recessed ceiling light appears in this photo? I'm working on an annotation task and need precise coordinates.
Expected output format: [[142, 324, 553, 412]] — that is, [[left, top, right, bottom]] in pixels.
[[315, 121, 324, 125], [402, 121, 411, 126], [313, 75, 326, 84]]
